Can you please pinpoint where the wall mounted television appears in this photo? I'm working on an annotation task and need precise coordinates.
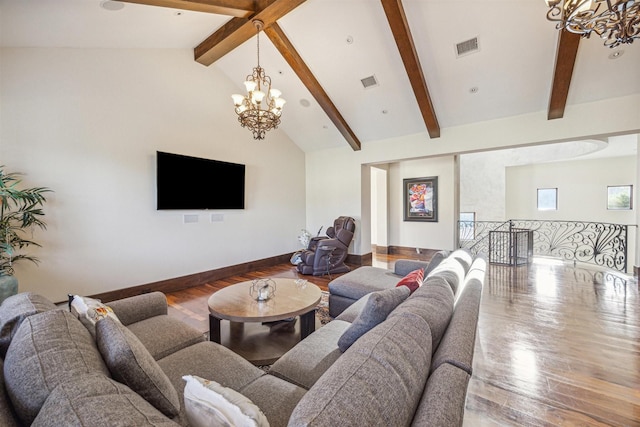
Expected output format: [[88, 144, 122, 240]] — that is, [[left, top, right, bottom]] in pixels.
[[156, 151, 245, 210]]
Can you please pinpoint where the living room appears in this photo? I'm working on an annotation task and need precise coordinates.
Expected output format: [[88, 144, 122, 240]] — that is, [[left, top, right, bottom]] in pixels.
[[0, 1, 639, 425], [1, 1, 638, 304]]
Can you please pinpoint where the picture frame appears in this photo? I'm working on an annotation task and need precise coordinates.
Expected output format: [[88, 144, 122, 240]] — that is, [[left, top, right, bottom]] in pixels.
[[403, 176, 438, 222], [607, 185, 633, 210]]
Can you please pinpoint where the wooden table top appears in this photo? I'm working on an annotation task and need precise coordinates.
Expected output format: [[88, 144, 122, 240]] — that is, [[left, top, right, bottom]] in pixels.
[[207, 278, 321, 323]]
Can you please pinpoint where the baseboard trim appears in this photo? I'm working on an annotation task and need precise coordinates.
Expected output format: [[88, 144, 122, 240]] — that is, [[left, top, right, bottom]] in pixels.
[[346, 252, 372, 266], [91, 253, 294, 303], [635, 265, 639, 277], [388, 245, 440, 261], [373, 245, 389, 254]]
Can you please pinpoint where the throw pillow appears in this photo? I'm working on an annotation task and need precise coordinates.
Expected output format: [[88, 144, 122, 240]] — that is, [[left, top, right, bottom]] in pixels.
[[337, 286, 410, 352], [70, 294, 120, 338], [95, 316, 180, 417], [182, 375, 269, 427], [395, 268, 425, 294]]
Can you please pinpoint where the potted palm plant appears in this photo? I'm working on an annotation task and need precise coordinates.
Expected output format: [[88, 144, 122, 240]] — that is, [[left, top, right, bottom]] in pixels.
[[0, 166, 51, 304]]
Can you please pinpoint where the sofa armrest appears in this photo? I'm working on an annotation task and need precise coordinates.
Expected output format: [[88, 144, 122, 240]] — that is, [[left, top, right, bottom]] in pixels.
[[107, 292, 168, 326], [394, 259, 430, 277]]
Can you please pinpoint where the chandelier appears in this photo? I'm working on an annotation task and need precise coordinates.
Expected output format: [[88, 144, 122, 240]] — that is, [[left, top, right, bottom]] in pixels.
[[545, 0, 640, 48], [231, 20, 286, 140]]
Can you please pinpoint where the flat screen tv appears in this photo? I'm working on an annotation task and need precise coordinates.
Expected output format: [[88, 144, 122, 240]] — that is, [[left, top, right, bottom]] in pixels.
[[156, 151, 245, 210]]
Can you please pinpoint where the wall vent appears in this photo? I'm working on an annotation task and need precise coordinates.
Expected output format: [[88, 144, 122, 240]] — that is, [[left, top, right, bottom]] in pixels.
[[455, 37, 479, 58], [360, 75, 379, 89]]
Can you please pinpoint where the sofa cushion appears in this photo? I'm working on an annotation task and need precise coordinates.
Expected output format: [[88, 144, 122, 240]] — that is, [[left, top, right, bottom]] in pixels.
[[4, 310, 110, 425], [328, 266, 401, 301], [107, 291, 168, 326], [390, 275, 455, 351], [127, 315, 205, 360], [334, 294, 369, 323], [31, 373, 180, 427], [182, 375, 269, 427], [393, 259, 429, 277], [0, 292, 58, 357], [158, 341, 265, 397], [0, 359, 19, 427], [96, 316, 180, 418], [289, 312, 433, 426], [427, 257, 466, 295], [431, 273, 483, 374], [239, 374, 307, 427], [395, 268, 424, 294], [411, 363, 470, 427], [449, 248, 473, 274], [423, 250, 449, 277], [70, 294, 120, 338], [337, 286, 410, 352], [269, 319, 351, 389]]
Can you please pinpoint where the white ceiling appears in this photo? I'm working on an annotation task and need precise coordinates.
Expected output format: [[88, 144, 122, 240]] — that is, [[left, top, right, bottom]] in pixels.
[[1, 0, 639, 154]]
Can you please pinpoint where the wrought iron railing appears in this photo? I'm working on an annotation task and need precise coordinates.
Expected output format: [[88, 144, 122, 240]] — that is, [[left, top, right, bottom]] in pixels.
[[459, 219, 630, 272]]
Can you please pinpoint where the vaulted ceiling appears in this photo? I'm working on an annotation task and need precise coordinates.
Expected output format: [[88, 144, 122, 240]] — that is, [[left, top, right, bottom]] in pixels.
[[1, 0, 639, 153]]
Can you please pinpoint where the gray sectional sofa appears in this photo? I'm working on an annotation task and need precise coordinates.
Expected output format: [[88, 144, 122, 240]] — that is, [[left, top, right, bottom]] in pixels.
[[0, 249, 485, 426]]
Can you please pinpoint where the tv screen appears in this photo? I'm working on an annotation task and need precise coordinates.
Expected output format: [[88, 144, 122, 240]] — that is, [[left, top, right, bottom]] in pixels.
[[156, 151, 245, 210]]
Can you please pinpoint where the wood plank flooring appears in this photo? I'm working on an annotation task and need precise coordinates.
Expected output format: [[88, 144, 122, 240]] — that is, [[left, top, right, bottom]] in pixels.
[[165, 254, 640, 426]]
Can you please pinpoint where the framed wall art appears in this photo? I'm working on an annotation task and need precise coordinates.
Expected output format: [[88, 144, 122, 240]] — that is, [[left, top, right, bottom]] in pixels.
[[403, 176, 438, 222]]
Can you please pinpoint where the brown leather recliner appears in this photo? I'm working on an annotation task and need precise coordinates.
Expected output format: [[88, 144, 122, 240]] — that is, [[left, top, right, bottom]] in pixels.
[[296, 216, 356, 276]]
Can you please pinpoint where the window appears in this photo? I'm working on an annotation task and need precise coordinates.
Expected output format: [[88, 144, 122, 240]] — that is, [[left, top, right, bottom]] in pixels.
[[537, 188, 557, 211], [459, 212, 476, 240], [607, 185, 633, 210]]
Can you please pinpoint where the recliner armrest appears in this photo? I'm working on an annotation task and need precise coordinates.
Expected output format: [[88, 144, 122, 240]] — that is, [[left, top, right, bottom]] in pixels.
[[107, 292, 168, 326]]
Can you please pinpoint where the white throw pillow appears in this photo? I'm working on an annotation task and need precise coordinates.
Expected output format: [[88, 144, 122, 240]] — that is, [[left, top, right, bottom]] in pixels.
[[182, 375, 269, 427], [70, 295, 120, 337]]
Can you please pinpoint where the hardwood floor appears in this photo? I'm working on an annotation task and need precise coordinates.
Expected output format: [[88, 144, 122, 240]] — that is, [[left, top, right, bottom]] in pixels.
[[165, 254, 640, 426]]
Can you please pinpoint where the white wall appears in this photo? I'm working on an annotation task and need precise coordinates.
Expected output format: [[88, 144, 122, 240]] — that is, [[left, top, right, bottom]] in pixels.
[[305, 94, 638, 257], [371, 165, 388, 247], [388, 156, 456, 251], [506, 156, 636, 223], [0, 48, 306, 302]]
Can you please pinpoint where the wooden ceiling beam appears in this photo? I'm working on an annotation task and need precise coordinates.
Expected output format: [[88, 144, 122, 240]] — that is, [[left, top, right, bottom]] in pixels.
[[265, 23, 362, 151], [118, 0, 255, 17], [548, 30, 581, 120], [194, 0, 307, 66], [381, 0, 440, 139]]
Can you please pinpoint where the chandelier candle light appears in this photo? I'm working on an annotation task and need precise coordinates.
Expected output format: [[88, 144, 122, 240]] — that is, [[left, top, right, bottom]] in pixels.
[[232, 20, 286, 140], [545, 0, 640, 48]]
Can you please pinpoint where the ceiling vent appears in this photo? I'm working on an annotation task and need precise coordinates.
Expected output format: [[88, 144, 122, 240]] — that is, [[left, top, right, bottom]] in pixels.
[[360, 75, 379, 89], [455, 37, 479, 58]]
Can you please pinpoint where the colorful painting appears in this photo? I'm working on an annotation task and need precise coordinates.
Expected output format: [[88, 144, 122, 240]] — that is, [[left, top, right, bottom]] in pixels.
[[403, 176, 438, 222]]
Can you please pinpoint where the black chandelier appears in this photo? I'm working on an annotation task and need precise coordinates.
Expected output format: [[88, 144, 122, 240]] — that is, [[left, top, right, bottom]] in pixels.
[[545, 0, 640, 48]]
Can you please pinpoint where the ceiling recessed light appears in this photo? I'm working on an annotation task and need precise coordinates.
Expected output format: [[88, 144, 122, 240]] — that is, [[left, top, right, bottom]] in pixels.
[[300, 99, 311, 107], [608, 50, 624, 59], [100, 0, 125, 11], [382, 110, 389, 114], [322, 125, 329, 129], [346, 36, 354, 45], [469, 87, 479, 94], [175, 11, 184, 16]]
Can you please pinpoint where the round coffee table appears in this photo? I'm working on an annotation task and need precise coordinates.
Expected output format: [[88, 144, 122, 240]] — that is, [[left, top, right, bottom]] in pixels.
[[208, 278, 321, 365]]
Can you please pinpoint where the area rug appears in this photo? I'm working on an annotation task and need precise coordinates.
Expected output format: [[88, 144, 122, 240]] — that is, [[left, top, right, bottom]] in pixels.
[[316, 291, 331, 325]]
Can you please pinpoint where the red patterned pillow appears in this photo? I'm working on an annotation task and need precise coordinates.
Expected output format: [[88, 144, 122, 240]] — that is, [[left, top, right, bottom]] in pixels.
[[395, 268, 424, 294]]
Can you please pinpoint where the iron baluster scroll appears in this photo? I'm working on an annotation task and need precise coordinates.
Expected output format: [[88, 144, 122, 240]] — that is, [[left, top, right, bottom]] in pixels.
[[459, 219, 629, 272]]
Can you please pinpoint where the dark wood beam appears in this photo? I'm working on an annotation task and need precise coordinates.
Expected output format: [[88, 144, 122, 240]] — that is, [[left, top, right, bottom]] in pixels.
[[548, 30, 581, 120], [265, 23, 362, 151], [118, 0, 255, 17], [194, 0, 307, 66], [381, 0, 440, 139]]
